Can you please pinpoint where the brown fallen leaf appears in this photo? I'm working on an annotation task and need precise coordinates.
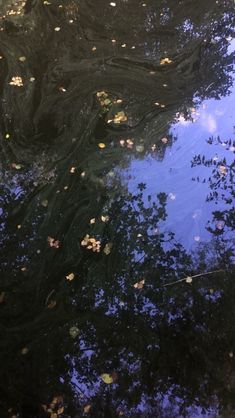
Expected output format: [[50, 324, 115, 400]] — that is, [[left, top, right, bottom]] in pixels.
[[219, 165, 227, 175], [47, 236, 60, 249], [47, 300, 57, 309], [84, 404, 92, 413], [21, 347, 29, 355]]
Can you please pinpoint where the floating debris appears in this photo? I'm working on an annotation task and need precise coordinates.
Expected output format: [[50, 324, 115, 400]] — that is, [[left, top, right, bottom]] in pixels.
[[66, 273, 75, 281], [101, 373, 114, 384], [133, 279, 145, 289], [47, 236, 60, 249], [81, 235, 101, 252], [160, 57, 173, 65], [113, 111, 127, 124], [9, 76, 23, 86], [69, 326, 80, 338]]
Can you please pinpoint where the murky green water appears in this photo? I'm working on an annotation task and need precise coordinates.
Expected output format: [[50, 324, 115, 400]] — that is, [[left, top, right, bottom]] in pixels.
[[0, 1, 235, 417]]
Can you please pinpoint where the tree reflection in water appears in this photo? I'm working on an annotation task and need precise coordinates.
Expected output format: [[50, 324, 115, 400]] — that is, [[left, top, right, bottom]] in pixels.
[[0, 0, 234, 416]]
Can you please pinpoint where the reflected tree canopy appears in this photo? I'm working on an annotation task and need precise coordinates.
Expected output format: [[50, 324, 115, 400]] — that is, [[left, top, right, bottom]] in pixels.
[[0, 0, 235, 417]]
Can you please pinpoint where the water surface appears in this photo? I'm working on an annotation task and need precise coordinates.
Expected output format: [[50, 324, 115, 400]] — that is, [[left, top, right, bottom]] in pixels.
[[0, 1, 235, 417]]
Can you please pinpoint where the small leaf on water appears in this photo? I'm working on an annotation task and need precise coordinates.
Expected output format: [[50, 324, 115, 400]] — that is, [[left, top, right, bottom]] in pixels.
[[57, 406, 64, 414], [84, 405, 92, 413], [136, 144, 144, 153], [70, 167, 76, 173], [12, 163, 22, 170], [69, 326, 80, 338], [101, 215, 109, 222], [98, 143, 106, 149], [19, 56, 26, 62], [219, 165, 227, 175], [133, 279, 145, 289], [47, 300, 57, 309], [21, 347, 29, 355], [41, 199, 48, 207], [160, 57, 172, 65], [185, 276, 193, 284], [104, 98, 111, 105], [90, 218, 96, 224], [103, 242, 112, 255], [101, 373, 114, 384], [47, 236, 60, 248], [66, 273, 75, 281]]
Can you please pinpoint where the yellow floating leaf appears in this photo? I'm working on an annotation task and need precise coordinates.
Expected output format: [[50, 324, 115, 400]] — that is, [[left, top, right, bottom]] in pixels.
[[133, 279, 145, 289], [9, 76, 23, 86], [101, 215, 109, 222], [98, 143, 106, 149], [113, 111, 127, 124], [101, 373, 114, 384], [97, 91, 108, 98], [19, 56, 26, 62], [69, 326, 80, 338], [90, 218, 96, 224], [70, 166, 76, 173], [160, 57, 173, 65], [66, 273, 75, 281], [54, 27, 60, 31], [5, 133, 10, 139]]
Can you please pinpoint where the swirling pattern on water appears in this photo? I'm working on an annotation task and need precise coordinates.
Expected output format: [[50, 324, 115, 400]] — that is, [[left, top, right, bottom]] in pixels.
[[0, 0, 235, 417]]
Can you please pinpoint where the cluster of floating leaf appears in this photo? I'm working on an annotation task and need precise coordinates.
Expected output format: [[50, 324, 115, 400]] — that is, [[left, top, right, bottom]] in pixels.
[[9, 76, 23, 86], [47, 236, 60, 249], [41, 396, 64, 417], [81, 234, 101, 252], [96, 91, 127, 124]]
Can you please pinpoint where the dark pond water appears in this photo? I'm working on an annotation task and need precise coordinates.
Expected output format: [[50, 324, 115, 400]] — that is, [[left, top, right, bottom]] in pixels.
[[0, 0, 235, 417]]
